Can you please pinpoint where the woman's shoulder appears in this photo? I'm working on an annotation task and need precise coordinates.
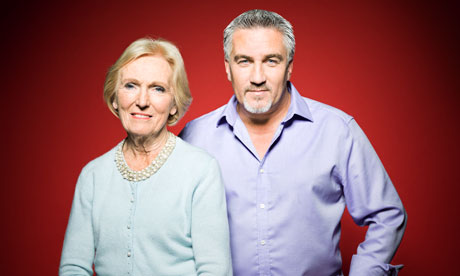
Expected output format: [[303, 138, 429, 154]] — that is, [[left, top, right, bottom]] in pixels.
[[79, 142, 120, 176], [172, 137, 220, 171], [175, 137, 215, 159], [167, 137, 222, 190]]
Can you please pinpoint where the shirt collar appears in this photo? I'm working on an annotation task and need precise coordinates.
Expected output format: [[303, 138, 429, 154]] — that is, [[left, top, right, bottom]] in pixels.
[[216, 81, 313, 127], [216, 95, 239, 127], [284, 82, 313, 123]]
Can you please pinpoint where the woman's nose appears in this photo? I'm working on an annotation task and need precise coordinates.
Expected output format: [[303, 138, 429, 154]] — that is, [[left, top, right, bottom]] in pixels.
[[136, 87, 150, 108]]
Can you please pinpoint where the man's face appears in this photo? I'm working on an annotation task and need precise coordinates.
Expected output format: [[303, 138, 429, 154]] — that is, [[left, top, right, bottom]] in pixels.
[[225, 27, 293, 114]]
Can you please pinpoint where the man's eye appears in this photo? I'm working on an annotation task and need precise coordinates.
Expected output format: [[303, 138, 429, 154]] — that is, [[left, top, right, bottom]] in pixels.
[[267, 59, 279, 65], [238, 59, 249, 64]]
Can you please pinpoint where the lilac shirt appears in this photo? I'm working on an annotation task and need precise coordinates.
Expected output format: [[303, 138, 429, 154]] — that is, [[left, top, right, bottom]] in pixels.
[[180, 82, 406, 276]]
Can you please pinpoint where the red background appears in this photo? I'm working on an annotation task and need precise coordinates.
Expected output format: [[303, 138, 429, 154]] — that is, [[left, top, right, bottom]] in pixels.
[[1, 0, 459, 275]]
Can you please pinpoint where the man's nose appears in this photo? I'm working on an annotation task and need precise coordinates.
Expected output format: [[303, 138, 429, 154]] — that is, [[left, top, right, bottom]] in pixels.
[[250, 63, 266, 86]]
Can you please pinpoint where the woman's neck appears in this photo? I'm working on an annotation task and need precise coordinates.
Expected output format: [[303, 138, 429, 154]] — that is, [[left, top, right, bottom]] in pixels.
[[123, 129, 169, 170]]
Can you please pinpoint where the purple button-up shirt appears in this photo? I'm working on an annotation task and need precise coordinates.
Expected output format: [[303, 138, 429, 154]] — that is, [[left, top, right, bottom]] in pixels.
[[180, 82, 406, 276]]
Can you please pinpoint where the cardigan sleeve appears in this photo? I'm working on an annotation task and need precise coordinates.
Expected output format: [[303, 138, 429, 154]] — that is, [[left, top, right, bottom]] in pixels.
[[191, 158, 233, 276], [59, 166, 95, 276]]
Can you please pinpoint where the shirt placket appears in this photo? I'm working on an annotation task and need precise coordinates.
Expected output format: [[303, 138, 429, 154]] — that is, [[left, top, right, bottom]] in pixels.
[[256, 161, 270, 276], [256, 123, 285, 275]]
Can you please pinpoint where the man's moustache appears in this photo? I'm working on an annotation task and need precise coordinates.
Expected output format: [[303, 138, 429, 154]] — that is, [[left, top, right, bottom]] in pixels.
[[245, 86, 270, 92]]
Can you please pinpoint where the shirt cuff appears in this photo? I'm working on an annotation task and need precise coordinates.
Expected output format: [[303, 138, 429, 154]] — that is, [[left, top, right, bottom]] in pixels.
[[349, 255, 403, 276]]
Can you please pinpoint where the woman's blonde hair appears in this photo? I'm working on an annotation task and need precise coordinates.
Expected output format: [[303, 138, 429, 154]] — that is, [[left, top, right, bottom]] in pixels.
[[103, 37, 192, 125]]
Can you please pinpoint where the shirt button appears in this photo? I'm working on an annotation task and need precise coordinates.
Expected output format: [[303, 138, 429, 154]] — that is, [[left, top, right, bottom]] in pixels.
[[260, 240, 266, 246], [259, 169, 264, 173], [130, 197, 134, 203], [259, 203, 265, 209], [127, 251, 131, 257], [127, 225, 131, 229]]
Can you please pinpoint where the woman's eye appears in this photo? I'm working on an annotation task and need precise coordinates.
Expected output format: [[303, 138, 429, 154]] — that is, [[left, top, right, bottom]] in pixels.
[[154, 86, 166, 93], [124, 82, 135, 89]]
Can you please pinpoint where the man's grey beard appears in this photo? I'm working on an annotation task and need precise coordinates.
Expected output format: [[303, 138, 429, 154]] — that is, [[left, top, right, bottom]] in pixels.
[[243, 98, 272, 114]]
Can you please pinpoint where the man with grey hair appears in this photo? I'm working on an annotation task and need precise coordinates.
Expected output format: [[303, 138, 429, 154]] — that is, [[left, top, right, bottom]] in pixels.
[[180, 9, 406, 276]]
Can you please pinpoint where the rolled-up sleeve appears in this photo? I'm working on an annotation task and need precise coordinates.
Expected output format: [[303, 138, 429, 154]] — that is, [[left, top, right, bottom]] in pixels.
[[343, 119, 407, 276]]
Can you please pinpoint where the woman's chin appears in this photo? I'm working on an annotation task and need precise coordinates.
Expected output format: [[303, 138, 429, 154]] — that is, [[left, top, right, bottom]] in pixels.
[[126, 128, 166, 139]]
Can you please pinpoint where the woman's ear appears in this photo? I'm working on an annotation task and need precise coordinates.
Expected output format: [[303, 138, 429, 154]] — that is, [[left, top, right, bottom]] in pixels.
[[170, 105, 177, 116], [112, 99, 118, 110]]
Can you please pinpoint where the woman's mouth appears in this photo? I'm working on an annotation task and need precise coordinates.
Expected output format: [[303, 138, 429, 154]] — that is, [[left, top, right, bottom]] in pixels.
[[131, 113, 152, 119]]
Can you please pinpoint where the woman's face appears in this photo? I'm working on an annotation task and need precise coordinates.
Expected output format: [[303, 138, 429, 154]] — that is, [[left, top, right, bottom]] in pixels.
[[113, 55, 177, 139]]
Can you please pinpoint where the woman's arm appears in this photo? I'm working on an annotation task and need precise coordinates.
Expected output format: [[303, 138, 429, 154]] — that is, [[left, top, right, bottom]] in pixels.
[[59, 166, 95, 276], [191, 158, 233, 276]]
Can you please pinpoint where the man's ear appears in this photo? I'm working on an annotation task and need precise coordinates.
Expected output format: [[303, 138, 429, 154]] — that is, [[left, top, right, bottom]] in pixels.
[[287, 60, 293, 80], [224, 60, 232, 81]]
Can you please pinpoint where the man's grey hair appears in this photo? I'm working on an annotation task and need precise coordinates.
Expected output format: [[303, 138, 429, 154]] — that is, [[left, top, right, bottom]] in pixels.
[[223, 9, 295, 62]]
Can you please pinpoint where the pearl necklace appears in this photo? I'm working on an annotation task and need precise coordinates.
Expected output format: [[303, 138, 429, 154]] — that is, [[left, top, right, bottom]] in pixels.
[[115, 132, 176, 182]]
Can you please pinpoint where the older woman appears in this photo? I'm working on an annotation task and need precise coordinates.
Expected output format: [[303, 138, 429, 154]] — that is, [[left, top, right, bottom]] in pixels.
[[59, 38, 232, 275]]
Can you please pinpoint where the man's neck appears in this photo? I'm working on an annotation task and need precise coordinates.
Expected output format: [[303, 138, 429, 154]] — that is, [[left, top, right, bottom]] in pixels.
[[237, 90, 291, 159]]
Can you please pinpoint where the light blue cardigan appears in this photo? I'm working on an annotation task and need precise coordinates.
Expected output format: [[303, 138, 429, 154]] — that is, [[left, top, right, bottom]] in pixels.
[[60, 137, 232, 275]]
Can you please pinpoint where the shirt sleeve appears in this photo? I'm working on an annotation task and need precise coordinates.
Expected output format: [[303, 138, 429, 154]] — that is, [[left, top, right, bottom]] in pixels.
[[191, 158, 233, 276], [342, 119, 407, 276], [59, 166, 95, 276]]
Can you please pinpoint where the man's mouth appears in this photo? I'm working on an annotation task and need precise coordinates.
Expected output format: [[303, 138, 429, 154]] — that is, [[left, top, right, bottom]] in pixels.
[[247, 90, 269, 97], [247, 88, 269, 92]]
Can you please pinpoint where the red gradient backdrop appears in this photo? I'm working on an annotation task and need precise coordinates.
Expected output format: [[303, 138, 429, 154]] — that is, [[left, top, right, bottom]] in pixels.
[[1, 0, 458, 275]]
